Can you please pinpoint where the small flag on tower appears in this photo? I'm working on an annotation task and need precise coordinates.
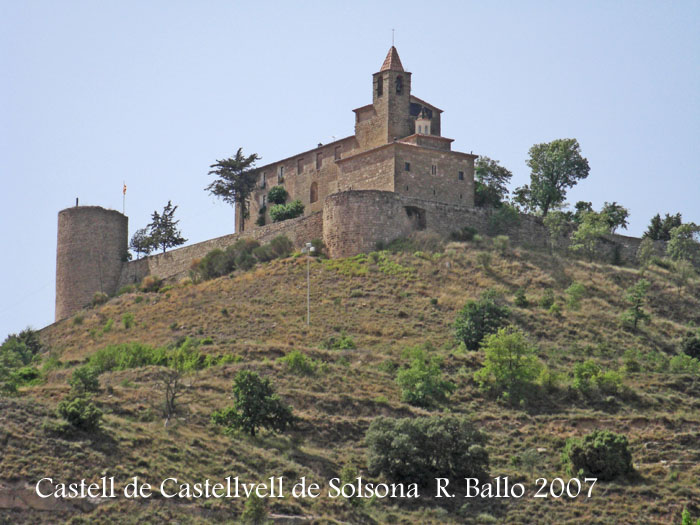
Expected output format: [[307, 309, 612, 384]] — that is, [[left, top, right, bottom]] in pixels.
[[123, 182, 127, 195]]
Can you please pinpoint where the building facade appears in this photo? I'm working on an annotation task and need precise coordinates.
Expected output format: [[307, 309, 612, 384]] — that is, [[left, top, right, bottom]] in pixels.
[[238, 47, 477, 232]]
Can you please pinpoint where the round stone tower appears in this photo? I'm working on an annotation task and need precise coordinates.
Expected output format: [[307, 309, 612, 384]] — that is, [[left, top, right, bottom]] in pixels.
[[55, 205, 128, 321]]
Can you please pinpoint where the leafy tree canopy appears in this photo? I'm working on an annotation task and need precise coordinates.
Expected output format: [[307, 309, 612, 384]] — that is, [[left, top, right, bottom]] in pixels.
[[148, 201, 186, 254], [600, 201, 630, 233], [643, 212, 682, 241], [474, 156, 513, 208], [129, 227, 152, 259], [516, 138, 590, 216], [666, 223, 700, 264], [211, 370, 294, 437], [207, 148, 260, 231]]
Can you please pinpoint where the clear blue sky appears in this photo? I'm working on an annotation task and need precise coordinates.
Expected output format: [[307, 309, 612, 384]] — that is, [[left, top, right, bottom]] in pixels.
[[1, 1, 698, 340]]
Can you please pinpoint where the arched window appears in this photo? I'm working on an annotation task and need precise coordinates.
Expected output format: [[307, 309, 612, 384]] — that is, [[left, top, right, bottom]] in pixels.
[[310, 182, 318, 203], [377, 76, 383, 97], [395, 75, 403, 95]]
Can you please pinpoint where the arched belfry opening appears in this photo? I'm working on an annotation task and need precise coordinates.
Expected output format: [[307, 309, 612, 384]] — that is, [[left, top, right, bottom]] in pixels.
[[377, 76, 383, 97], [395, 75, 403, 95]]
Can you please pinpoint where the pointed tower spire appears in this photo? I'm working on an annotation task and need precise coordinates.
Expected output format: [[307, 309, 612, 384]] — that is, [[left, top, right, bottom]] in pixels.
[[380, 46, 404, 72]]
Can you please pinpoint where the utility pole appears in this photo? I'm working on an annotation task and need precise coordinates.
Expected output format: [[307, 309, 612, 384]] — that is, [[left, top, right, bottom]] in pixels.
[[302, 242, 315, 325]]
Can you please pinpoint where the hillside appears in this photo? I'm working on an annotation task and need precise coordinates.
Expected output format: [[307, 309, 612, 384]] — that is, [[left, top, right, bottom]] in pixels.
[[2, 239, 699, 524]]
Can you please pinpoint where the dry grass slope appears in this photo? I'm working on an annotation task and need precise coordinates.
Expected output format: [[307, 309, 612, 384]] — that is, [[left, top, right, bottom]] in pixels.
[[2, 242, 699, 524]]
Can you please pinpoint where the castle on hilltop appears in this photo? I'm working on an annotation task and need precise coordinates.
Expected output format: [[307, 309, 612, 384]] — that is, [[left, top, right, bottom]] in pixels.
[[240, 46, 476, 233], [55, 47, 652, 322]]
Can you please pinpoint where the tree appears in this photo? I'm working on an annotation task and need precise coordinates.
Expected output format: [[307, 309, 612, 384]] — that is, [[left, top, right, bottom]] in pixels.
[[69, 366, 100, 394], [148, 201, 186, 254], [453, 290, 510, 350], [666, 223, 700, 264], [366, 416, 489, 486], [129, 228, 152, 260], [473, 326, 542, 401], [395, 345, 455, 407], [570, 211, 609, 261], [211, 370, 294, 437], [474, 156, 513, 207], [643, 212, 682, 241], [562, 430, 633, 481], [601, 201, 630, 233], [517, 138, 590, 216], [207, 148, 260, 232], [622, 279, 651, 329]]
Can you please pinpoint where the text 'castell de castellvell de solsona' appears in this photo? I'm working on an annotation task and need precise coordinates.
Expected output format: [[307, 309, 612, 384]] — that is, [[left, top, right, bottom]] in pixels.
[[55, 47, 651, 321]]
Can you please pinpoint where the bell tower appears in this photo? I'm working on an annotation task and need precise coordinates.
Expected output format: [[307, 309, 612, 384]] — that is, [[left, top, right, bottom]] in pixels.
[[372, 47, 412, 143]]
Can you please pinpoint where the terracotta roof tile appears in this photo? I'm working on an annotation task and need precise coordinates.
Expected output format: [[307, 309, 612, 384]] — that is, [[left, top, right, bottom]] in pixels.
[[380, 46, 404, 72]]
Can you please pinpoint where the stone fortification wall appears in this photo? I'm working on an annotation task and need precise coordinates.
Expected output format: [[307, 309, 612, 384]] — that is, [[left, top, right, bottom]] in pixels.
[[55, 206, 128, 321], [322, 190, 664, 262], [118, 211, 323, 288]]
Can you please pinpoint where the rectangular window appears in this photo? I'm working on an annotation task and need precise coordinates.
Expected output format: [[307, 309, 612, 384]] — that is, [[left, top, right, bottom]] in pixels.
[[277, 166, 284, 183], [297, 158, 303, 174], [405, 162, 411, 172], [458, 171, 464, 180], [316, 152, 323, 169], [431, 164, 437, 175], [334, 145, 342, 160], [260, 172, 266, 188]]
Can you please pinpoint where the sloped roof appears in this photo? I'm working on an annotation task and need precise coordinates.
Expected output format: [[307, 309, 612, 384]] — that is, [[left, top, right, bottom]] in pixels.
[[380, 46, 404, 72]]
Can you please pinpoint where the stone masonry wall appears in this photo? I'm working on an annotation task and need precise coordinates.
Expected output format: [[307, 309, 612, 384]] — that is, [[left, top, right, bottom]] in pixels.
[[118, 211, 323, 288], [56, 206, 128, 321], [322, 190, 663, 262], [394, 144, 475, 207]]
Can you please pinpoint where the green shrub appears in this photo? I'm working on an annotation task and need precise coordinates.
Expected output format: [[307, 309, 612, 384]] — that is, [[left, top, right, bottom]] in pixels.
[[548, 302, 562, 316], [87, 342, 168, 373], [572, 360, 601, 392], [562, 430, 633, 481], [474, 326, 541, 402], [680, 330, 700, 359], [240, 493, 268, 524], [267, 185, 288, 205], [565, 282, 586, 310], [278, 350, 318, 376], [366, 416, 489, 486], [116, 284, 136, 296], [454, 290, 510, 350], [269, 200, 304, 222], [395, 345, 455, 407], [57, 396, 103, 432], [488, 204, 520, 235], [513, 288, 529, 307], [322, 333, 356, 350], [194, 248, 237, 280], [539, 289, 555, 309], [253, 235, 293, 262], [72, 314, 84, 326], [122, 313, 135, 330], [211, 370, 294, 437], [450, 226, 477, 242], [573, 360, 624, 394], [69, 366, 100, 394], [669, 354, 700, 375], [10, 366, 41, 386]]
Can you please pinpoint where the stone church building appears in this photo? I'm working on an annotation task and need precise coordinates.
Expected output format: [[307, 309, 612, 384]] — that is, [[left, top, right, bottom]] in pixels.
[[239, 46, 477, 232]]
